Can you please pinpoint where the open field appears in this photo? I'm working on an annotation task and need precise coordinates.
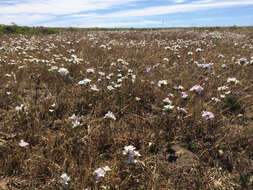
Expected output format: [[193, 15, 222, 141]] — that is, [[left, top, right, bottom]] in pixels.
[[0, 26, 253, 189]]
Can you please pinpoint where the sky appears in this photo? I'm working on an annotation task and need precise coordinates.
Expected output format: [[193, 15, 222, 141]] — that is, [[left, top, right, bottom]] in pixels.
[[0, 0, 253, 28]]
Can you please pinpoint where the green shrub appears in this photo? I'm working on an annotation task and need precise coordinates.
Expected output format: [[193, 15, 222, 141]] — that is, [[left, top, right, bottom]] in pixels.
[[0, 25, 59, 35]]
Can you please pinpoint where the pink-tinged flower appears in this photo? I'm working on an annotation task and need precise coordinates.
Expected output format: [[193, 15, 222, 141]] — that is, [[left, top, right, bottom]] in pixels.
[[174, 85, 184, 90], [94, 168, 106, 180], [202, 111, 215, 121], [94, 166, 111, 180], [15, 104, 24, 111], [86, 68, 95, 73], [19, 139, 29, 147], [190, 85, 204, 94], [123, 145, 141, 164], [177, 107, 188, 114], [181, 92, 188, 99], [146, 67, 151, 73]]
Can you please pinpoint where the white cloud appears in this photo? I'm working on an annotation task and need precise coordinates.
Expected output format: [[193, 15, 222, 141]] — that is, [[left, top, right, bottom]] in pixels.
[[79, 20, 164, 28], [0, 14, 53, 25], [0, 0, 253, 26], [0, 0, 139, 15], [174, 0, 187, 3], [102, 0, 253, 18]]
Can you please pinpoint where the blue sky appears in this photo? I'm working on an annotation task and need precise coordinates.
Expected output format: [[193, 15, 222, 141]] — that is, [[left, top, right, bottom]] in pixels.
[[0, 0, 253, 28]]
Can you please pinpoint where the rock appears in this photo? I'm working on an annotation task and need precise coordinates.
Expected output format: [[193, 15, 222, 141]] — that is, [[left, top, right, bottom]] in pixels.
[[166, 144, 200, 169]]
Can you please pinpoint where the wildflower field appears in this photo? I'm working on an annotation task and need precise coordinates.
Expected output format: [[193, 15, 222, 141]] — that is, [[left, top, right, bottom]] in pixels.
[[0, 26, 253, 189]]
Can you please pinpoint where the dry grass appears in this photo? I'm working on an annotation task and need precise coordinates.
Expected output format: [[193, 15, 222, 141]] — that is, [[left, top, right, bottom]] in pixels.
[[0, 27, 253, 190]]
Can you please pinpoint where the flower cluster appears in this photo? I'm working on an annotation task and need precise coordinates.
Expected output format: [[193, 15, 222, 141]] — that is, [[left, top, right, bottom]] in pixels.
[[190, 85, 204, 94], [94, 166, 111, 180], [104, 111, 116, 120], [123, 145, 141, 164], [202, 111, 215, 121], [60, 173, 70, 186], [58, 67, 69, 77]]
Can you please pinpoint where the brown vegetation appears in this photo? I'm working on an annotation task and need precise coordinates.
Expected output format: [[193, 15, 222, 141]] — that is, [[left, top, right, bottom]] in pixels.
[[0, 27, 253, 189]]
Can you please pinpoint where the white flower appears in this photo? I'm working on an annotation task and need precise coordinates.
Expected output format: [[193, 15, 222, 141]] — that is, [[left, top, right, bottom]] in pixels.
[[100, 44, 107, 49], [225, 91, 231, 95], [69, 114, 78, 120], [174, 85, 184, 90], [163, 105, 174, 111], [131, 74, 136, 83], [190, 85, 204, 94], [98, 72, 105, 76], [211, 97, 221, 103], [181, 92, 188, 99], [217, 85, 228, 91], [236, 58, 247, 65], [202, 111, 215, 121], [94, 168, 106, 180], [107, 85, 114, 91], [218, 54, 225, 58], [135, 97, 141, 101], [128, 69, 133, 73], [15, 104, 24, 111], [221, 64, 227, 68], [48, 66, 58, 72], [227, 77, 239, 84], [114, 84, 122, 88], [196, 48, 203, 52], [104, 111, 116, 120], [90, 85, 99, 91], [78, 78, 91, 85], [123, 145, 141, 164], [103, 166, 111, 172], [19, 139, 29, 147], [87, 68, 95, 73], [163, 58, 169, 62], [117, 78, 122, 83], [177, 107, 188, 114], [60, 173, 70, 186], [163, 97, 172, 105], [69, 114, 81, 128], [58, 68, 69, 77], [123, 145, 136, 155], [158, 80, 168, 87], [94, 166, 111, 180], [72, 120, 81, 128], [117, 58, 124, 63]]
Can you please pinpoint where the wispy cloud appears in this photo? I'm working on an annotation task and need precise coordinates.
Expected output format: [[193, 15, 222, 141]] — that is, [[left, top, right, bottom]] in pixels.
[[0, 0, 253, 27], [0, 0, 139, 15]]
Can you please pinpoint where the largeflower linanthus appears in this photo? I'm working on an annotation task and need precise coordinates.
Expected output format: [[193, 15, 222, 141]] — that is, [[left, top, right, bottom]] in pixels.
[[58, 68, 69, 77], [19, 139, 29, 147], [104, 111, 116, 120], [190, 85, 204, 94], [202, 111, 215, 121], [60, 173, 70, 186]]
